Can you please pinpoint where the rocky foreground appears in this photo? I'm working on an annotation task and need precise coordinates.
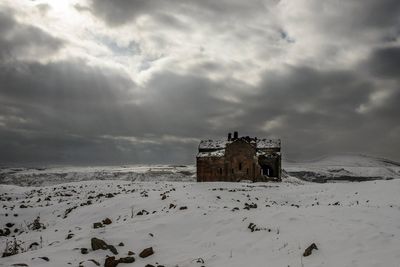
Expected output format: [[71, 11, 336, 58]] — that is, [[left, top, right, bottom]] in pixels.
[[1, 178, 400, 267]]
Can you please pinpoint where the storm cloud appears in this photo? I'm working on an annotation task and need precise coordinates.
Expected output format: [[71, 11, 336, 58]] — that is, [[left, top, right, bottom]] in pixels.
[[0, 0, 399, 165]]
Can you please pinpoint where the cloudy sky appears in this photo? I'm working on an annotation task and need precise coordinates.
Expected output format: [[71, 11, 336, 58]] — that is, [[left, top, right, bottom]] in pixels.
[[0, 0, 399, 165]]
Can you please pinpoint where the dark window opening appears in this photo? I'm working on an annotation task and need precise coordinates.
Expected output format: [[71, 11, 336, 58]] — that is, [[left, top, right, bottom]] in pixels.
[[246, 168, 249, 175], [219, 168, 222, 175], [231, 169, 234, 174], [239, 162, 242, 170], [261, 164, 273, 177]]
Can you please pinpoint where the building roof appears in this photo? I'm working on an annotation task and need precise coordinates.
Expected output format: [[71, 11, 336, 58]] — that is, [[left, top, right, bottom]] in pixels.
[[199, 138, 280, 150], [198, 140, 228, 150], [256, 139, 281, 149], [197, 150, 225, 158]]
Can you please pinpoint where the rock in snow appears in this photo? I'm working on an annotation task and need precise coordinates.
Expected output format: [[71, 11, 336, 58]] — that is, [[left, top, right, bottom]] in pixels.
[[139, 247, 154, 258]]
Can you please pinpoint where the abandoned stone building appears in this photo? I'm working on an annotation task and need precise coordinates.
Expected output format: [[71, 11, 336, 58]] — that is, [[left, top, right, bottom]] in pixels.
[[196, 132, 281, 182]]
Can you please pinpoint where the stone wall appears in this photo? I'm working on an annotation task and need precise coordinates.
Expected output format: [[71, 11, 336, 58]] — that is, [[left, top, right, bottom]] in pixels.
[[196, 138, 281, 182]]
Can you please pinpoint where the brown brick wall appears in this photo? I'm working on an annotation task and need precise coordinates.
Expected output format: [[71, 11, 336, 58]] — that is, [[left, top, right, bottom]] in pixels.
[[196, 139, 281, 182]]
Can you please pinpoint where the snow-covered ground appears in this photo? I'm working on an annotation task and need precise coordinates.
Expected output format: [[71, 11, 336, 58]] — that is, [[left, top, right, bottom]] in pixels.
[[1, 178, 400, 266], [285, 154, 400, 182], [0, 165, 196, 186], [1, 155, 400, 266]]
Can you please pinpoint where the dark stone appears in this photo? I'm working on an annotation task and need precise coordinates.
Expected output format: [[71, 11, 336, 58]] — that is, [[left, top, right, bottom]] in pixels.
[[80, 248, 88, 254], [66, 233, 74, 239], [104, 256, 119, 267], [107, 245, 118, 255], [139, 247, 154, 258], [93, 222, 103, 229], [179, 206, 187, 210], [28, 242, 39, 249], [303, 243, 318, 257], [102, 218, 112, 225], [127, 251, 134, 255], [118, 256, 135, 263], [39, 257, 49, 262], [145, 265, 155, 267], [248, 223, 256, 232], [118, 242, 124, 247], [91, 237, 108, 251], [2, 228, 11, 236], [6, 223, 14, 228]]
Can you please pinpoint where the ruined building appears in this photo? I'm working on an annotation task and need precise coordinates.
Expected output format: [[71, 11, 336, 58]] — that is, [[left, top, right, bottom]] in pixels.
[[196, 131, 281, 182]]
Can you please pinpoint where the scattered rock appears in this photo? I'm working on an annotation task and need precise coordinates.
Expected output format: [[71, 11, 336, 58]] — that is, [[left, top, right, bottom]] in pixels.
[[66, 233, 74, 239], [303, 243, 318, 257], [80, 248, 88, 254], [118, 256, 135, 263], [248, 223, 257, 232], [244, 202, 257, 210], [6, 223, 14, 228], [179, 206, 187, 210], [28, 242, 39, 249], [145, 265, 155, 267], [93, 222, 103, 229], [139, 247, 154, 258], [137, 210, 149, 216], [118, 242, 124, 247], [104, 256, 135, 267], [127, 251, 134, 255], [11, 264, 28, 266], [39, 256, 49, 262], [91, 237, 108, 251], [102, 218, 112, 225], [104, 256, 119, 267], [107, 245, 118, 255]]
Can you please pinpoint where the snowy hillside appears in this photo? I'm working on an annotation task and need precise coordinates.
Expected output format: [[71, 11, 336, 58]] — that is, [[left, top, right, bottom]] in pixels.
[[285, 154, 400, 182], [1, 179, 400, 267], [1, 155, 399, 187], [0, 165, 196, 187]]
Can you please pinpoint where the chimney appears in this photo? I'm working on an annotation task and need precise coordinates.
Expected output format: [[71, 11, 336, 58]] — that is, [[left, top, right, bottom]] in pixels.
[[233, 131, 238, 139], [228, 132, 232, 141]]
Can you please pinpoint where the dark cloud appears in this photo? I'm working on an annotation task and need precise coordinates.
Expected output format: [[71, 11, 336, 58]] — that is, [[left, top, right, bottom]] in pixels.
[[88, 0, 160, 26], [0, 0, 399, 165], [0, 10, 63, 61], [88, 0, 273, 27], [1, 56, 399, 164], [363, 46, 400, 78], [0, 58, 243, 164]]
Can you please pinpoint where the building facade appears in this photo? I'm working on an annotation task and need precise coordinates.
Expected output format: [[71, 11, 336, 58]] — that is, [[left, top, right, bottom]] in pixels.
[[196, 132, 281, 182]]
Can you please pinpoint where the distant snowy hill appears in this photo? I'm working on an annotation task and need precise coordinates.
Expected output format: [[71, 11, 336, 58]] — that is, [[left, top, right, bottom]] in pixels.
[[284, 154, 400, 182], [1, 154, 399, 187], [0, 165, 196, 186]]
